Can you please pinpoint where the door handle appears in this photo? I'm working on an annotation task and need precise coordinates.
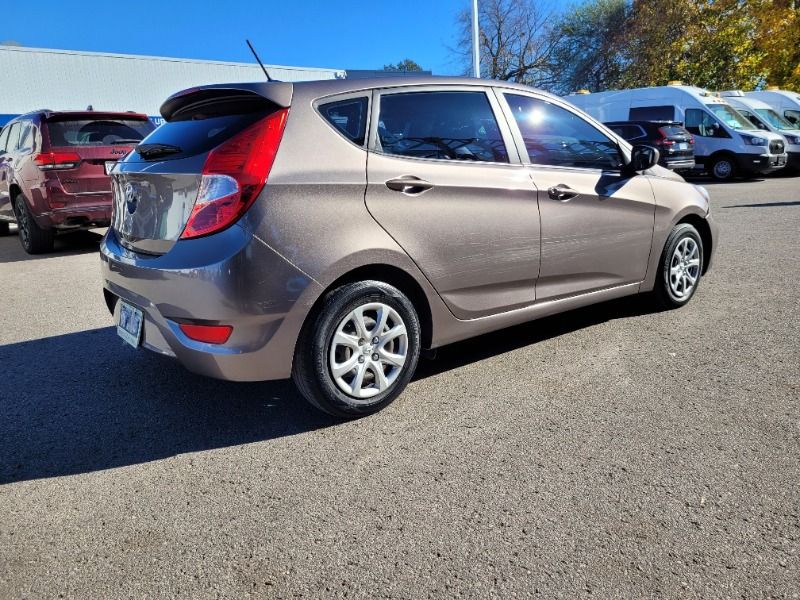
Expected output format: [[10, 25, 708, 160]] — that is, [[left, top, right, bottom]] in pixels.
[[385, 176, 434, 195], [548, 184, 579, 201]]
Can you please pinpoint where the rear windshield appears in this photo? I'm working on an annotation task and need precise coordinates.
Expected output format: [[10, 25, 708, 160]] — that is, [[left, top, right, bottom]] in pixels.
[[47, 119, 154, 146], [129, 109, 271, 161], [659, 126, 689, 137]]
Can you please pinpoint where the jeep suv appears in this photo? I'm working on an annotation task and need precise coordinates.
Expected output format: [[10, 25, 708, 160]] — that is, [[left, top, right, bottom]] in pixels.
[[0, 111, 155, 253]]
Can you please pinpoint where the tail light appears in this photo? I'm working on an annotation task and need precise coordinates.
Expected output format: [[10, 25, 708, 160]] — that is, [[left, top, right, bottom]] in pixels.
[[34, 151, 82, 170], [656, 128, 675, 146], [180, 108, 289, 240]]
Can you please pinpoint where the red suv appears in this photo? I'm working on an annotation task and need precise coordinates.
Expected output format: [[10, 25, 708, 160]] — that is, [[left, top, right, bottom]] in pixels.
[[0, 110, 155, 253]]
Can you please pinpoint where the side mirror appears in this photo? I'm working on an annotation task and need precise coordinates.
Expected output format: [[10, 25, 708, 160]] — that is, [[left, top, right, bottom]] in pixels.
[[625, 144, 660, 174]]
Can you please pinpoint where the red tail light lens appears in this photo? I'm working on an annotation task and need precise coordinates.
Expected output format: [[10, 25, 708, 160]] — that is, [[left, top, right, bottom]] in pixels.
[[178, 323, 233, 344], [34, 151, 82, 170], [180, 108, 289, 240], [656, 128, 675, 146]]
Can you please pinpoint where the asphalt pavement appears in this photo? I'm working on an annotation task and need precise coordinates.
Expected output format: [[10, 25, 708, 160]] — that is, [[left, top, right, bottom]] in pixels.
[[0, 177, 798, 598]]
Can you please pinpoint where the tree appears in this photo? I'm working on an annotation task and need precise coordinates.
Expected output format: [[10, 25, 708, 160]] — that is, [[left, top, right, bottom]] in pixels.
[[383, 59, 424, 72], [549, 0, 629, 94], [752, 0, 800, 89], [454, 0, 559, 87]]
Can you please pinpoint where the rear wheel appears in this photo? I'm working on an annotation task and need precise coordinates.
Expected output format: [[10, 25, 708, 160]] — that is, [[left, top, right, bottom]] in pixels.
[[14, 192, 54, 254], [710, 156, 736, 181], [653, 223, 704, 309], [293, 281, 421, 418]]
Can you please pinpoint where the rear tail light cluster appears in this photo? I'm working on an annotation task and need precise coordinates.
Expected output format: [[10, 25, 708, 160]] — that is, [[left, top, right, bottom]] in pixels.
[[34, 152, 82, 170], [180, 108, 289, 239], [656, 128, 675, 147]]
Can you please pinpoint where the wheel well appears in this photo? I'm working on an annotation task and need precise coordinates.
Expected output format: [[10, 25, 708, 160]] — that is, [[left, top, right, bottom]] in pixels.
[[708, 151, 736, 166], [313, 264, 434, 349], [677, 214, 712, 274], [9, 184, 21, 216]]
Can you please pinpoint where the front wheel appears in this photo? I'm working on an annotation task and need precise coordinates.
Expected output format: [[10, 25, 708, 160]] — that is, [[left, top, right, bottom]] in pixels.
[[292, 281, 421, 418], [710, 156, 736, 181], [653, 223, 704, 309]]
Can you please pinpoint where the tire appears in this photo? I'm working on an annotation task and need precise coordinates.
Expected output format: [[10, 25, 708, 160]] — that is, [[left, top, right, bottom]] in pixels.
[[653, 223, 704, 310], [0, 221, 9, 236], [292, 281, 421, 418], [14, 192, 54, 254], [710, 155, 736, 181]]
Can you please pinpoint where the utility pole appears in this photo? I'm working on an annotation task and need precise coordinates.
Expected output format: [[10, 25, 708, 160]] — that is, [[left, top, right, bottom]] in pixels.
[[472, 0, 480, 78]]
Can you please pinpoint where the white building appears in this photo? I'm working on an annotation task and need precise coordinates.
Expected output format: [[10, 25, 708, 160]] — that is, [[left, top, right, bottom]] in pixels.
[[0, 45, 345, 125]]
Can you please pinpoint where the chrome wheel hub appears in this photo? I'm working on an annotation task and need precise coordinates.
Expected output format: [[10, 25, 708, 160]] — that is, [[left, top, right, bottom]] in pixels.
[[669, 237, 700, 299], [329, 302, 408, 401]]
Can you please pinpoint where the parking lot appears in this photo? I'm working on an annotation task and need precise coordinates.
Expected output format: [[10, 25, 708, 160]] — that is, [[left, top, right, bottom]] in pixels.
[[0, 177, 797, 597]]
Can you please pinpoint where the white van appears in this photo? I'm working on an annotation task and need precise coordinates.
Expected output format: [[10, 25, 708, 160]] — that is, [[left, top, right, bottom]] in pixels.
[[720, 90, 800, 173], [566, 85, 788, 181], [746, 89, 800, 128]]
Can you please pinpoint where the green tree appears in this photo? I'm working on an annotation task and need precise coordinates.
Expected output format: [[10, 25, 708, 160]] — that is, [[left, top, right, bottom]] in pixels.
[[383, 59, 424, 72], [549, 0, 628, 94]]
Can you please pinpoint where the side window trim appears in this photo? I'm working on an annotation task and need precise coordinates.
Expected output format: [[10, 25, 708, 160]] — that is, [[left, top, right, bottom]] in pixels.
[[497, 91, 626, 173], [367, 85, 521, 166]]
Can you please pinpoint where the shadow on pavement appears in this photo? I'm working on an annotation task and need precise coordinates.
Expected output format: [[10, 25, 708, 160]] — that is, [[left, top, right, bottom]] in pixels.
[[0, 229, 103, 264], [0, 295, 656, 484], [721, 201, 800, 208], [0, 327, 336, 484]]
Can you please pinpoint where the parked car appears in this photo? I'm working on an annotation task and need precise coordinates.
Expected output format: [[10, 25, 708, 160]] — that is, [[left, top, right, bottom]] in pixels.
[[566, 84, 788, 181], [746, 88, 800, 127], [720, 90, 800, 173], [101, 77, 718, 418], [0, 110, 155, 253], [604, 120, 695, 171]]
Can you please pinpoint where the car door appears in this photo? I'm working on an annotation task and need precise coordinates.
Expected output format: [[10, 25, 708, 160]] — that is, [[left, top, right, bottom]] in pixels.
[[500, 92, 655, 301], [365, 86, 540, 320], [0, 122, 19, 220]]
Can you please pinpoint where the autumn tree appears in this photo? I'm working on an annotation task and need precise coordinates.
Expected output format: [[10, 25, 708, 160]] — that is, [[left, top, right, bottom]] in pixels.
[[383, 59, 424, 72]]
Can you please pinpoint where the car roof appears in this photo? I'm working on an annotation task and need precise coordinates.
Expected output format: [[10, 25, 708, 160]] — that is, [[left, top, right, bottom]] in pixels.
[[8, 109, 149, 123]]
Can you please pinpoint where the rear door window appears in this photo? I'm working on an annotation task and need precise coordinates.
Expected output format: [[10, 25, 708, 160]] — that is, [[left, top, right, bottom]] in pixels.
[[505, 94, 622, 170], [5, 123, 20, 153], [319, 97, 368, 145], [46, 118, 154, 146], [376, 91, 509, 163], [17, 121, 37, 153]]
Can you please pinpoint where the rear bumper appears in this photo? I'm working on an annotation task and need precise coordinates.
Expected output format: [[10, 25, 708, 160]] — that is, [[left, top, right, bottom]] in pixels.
[[36, 192, 112, 230], [736, 152, 788, 175], [662, 157, 696, 171], [100, 225, 322, 382]]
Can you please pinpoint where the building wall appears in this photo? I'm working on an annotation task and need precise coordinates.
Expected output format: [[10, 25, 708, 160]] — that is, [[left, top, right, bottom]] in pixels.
[[0, 45, 345, 125]]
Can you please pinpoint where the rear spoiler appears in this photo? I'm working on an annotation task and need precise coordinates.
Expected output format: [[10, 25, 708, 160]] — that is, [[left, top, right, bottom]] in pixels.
[[160, 82, 293, 121]]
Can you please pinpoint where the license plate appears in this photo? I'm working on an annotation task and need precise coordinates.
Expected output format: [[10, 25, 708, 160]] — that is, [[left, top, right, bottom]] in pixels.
[[677, 142, 688, 150], [105, 161, 117, 175], [117, 301, 143, 348]]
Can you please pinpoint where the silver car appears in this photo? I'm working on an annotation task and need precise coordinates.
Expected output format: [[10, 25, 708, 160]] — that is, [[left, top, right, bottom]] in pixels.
[[100, 77, 718, 417]]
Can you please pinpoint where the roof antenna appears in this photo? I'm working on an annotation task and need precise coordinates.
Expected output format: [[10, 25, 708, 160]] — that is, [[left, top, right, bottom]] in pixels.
[[246, 39, 273, 82]]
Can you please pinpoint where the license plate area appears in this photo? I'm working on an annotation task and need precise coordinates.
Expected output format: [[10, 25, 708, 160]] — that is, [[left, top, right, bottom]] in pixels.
[[117, 301, 143, 348]]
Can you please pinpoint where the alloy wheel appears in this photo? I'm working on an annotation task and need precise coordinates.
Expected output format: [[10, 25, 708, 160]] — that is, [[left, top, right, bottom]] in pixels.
[[328, 302, 408, 401], [15, 196, 30, 249], [669, 237, 700, 299]]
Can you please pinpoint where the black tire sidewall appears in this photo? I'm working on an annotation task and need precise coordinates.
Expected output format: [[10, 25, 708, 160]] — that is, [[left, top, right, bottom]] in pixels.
[[657, 223, 704, 307], [711, 156, 736, 181], [14, 192, 53, 254], [295, 281, 421, 418]]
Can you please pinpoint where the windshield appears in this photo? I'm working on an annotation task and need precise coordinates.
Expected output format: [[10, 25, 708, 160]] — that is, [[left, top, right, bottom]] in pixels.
[[47, 119, 154, 146], [706, 104, 757, 131], [755, 108, 795, 130]]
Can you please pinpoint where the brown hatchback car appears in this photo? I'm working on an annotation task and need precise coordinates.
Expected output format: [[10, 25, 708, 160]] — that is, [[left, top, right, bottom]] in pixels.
[[101, 77, 717, 417], [0, 110, 154, 253]]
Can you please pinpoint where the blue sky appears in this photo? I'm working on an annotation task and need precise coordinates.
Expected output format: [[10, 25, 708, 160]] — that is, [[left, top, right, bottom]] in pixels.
[[3, 0, 468, 74]]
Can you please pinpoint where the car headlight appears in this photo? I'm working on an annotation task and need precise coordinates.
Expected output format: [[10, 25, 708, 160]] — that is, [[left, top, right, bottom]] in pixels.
[[784, 134, 800, 145], [742, 134, 768, 146]]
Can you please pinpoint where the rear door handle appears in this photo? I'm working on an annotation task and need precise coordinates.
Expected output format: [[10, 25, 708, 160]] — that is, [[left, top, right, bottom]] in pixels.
[[548, 184, 579, 201], [385, 176, 434, 195]]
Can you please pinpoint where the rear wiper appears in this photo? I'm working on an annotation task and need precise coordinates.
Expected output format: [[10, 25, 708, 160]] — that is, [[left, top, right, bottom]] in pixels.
[[137, 143, 182, 158], [111, 139, 143, 145]]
